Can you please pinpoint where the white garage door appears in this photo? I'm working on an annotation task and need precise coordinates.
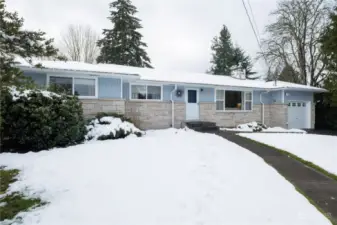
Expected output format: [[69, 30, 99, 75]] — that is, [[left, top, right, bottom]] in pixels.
[[287, 102, 308, 129]]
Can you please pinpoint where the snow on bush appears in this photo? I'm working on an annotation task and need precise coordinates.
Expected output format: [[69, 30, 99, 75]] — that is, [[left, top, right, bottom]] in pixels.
[[222, 121, 306, 133], [9, 86, 60, 101], [237, 121, 267, 132], [86, 116, 144, 141]]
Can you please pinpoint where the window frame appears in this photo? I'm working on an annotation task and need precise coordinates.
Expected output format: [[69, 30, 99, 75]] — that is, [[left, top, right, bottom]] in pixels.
[[129, 83, 163, 101], [215, 89, 225, 111], [215, 89, 253, 112], [47, 74, 98, 99]]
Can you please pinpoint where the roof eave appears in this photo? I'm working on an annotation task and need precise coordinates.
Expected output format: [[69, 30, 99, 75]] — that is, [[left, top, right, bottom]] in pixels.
[[17, 65, 140, 79]]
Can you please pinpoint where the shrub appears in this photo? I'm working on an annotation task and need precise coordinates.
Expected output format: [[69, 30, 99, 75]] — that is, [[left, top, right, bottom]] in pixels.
[[86, 115, 143, 141], [95, 112, 133, 123], [0, 87, 86, 153]]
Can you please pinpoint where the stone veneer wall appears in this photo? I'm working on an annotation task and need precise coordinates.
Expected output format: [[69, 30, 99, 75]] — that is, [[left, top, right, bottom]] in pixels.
[[125, 101, 185, 130], [81, 100, 295, 129], [311, 103, 316, 129], [199, 103, 288, 128], [264, 104, 288, 128], [199, 103, 262, 127], [81, 99, 125, 116]]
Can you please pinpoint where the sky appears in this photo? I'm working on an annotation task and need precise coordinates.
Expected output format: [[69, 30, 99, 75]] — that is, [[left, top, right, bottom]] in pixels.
[[6, 0, 278, 75]]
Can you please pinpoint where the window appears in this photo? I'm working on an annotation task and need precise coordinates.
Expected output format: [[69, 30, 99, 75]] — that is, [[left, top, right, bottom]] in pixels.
[[49, 76, 96, 97], [216, 90, 225, 110], [49, 76, 72, 95], [225, 91, 243, 110], [187, 90, 197, 103], [74, 78, 96, 96], [147, 86, 161, 100], [216, 90, 252, 111], [131, 84, 162, 100], [244, 92, 252, 110]]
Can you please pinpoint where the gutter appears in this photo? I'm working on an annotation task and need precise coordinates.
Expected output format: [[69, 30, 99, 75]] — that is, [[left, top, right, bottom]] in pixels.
[[170, 84, 178, 128]]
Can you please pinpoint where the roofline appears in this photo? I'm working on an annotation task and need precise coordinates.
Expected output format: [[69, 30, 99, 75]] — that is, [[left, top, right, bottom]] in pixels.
[[139, 79, 327, 92], [17, 65, 140, 78], [17, 65, 328, 92]]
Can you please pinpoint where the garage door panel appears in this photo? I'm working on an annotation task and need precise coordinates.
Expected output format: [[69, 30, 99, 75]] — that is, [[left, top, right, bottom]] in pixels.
[[287, 101, 308, 129]]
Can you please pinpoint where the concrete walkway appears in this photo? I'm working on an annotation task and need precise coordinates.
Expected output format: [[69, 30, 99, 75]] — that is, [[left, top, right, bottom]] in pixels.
[[215, 131, 337, 224]]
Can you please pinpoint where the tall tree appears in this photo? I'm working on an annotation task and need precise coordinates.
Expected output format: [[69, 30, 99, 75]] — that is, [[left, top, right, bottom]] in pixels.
[[0, 0, 60, 87], [96, 0, 152, 68], [278, 65, 302, 84], [233, 47, 258, 79], [61, 24, 100, 63], [259, 0, 331, 86], [209, 25, 257, 79], [209, 25, 235, 75], [321, 5, 337, 106]]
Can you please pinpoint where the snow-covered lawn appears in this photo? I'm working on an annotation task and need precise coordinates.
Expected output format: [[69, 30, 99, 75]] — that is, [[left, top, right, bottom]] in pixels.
[[0, 129, 331, 225], [221, 121, 306, 133], [239, 133, 337, 176]]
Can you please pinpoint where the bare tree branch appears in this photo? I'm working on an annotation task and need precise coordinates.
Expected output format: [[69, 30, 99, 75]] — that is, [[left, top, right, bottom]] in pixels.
[[61, 24, 100, 63], [258, 0, 331, 86]]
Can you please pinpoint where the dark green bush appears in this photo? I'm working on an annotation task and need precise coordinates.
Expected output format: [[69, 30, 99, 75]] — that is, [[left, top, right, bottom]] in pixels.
[[0, 87, 86, 153]]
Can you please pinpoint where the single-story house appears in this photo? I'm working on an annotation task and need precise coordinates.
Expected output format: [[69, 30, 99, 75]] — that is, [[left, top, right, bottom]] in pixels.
[[17, 60, 326, 130]]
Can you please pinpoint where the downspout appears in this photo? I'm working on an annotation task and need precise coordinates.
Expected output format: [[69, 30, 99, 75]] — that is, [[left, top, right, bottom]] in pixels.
[[260, 88, 287, 124], [260, 90, 269, 124], [170, 84, 178, 128]]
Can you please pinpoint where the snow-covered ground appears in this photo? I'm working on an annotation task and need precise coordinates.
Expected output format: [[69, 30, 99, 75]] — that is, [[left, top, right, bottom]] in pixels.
[[0, 129, 331, 225], [239, 133, 337, 176], [221, 121, 306, 133]]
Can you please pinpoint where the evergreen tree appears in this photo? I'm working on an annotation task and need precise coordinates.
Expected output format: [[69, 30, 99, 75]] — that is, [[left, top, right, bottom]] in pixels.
[[232, 47, 258, 79], [209, 25, 257, 78], [97, 0, 152, 68], [0, 0, 60, 87], [278, 65, 302, 84], [321, 6, 337, 106], [209, 25, 235, 75]]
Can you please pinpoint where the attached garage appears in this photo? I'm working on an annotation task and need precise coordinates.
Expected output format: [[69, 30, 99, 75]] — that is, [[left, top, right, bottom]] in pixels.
[[287, 101, 311, 129]]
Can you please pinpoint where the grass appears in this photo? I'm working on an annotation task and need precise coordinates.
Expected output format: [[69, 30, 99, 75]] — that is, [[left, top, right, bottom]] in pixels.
[[244, 137, 337, 182], [0, 168, 45, 222], [238, 136, 337, 225]]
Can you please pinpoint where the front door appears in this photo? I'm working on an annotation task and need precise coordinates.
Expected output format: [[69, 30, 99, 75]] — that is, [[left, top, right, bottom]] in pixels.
[[186, 89, 199, 121]]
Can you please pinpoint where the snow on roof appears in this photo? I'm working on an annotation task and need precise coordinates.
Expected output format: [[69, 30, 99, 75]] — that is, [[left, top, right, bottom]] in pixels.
[[19, 60, 326, 92]]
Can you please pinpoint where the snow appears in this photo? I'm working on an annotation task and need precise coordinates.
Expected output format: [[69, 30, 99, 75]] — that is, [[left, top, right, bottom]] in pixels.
[[9, 87, 60, 101], [239, 133, 337, 176], [0, 30, 16, 40], [86, 116, 143, 141], [221, 121, 306, 133], [17, 60, 326, 92], [0, 129, 331, 225]]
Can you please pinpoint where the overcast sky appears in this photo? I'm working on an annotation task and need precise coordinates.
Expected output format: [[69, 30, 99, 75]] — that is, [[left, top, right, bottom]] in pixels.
[[7, 0, 277, 74]]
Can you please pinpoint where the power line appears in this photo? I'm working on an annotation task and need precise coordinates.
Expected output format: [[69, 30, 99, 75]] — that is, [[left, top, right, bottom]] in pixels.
[[247, 0, 261, 42], [241, 0, 270, 77]]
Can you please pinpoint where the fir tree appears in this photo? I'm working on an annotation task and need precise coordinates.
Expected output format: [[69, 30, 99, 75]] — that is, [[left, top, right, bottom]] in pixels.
[[209, 25, 235, 75], [209, 25, 257, 78], [0, 0, 60, 87], [232, 47, 258, 80], [97, 0, 152, 68]]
